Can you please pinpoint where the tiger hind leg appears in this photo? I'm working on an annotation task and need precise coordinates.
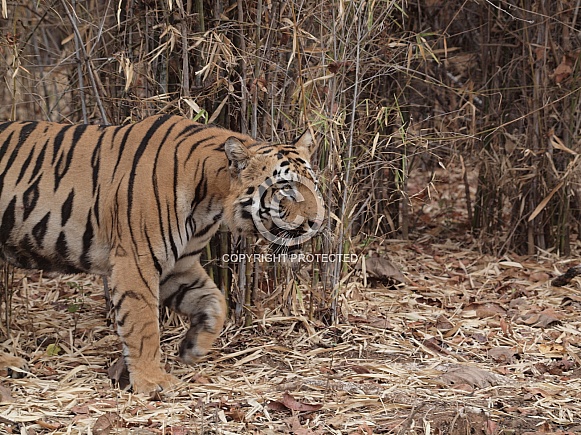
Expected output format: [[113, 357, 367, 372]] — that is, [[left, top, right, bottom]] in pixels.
[[161, 261, 226, 365]]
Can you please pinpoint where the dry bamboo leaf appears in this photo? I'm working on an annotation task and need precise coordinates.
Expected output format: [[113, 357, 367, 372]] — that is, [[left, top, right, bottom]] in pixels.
[[166, 427, 189, 435], [498, 261, 523, 268], [537, 343, 566, 358], [550, 134, 577, 156], [528, 181, 564, 222]]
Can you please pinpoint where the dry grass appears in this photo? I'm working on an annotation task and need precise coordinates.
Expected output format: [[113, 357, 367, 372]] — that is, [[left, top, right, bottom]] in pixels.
[[1, 170, 581, 435]]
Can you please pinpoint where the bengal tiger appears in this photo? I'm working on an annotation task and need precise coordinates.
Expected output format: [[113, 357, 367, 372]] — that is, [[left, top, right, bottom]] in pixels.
[[0, 114, 324, 393]]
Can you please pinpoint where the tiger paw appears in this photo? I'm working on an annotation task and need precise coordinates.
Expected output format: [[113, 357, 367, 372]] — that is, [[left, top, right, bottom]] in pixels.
[[179, 329, 215, 365], [130, 370, 179, 395], [0, 354, 28, 379]]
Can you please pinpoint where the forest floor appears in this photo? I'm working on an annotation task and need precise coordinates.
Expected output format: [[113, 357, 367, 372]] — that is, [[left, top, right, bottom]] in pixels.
[[1, 162, 581, 434]]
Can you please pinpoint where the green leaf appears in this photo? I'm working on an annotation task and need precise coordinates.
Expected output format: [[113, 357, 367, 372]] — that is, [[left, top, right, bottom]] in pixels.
[[46, 343, 61, 357]]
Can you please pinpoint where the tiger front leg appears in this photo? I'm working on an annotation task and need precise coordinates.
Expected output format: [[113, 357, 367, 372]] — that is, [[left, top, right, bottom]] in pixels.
[[110, 258, 178, 394], [161, 261, 227, 364]]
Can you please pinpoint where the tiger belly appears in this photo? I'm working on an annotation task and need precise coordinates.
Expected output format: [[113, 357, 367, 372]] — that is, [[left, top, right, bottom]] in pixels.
[[0, 201, 110, 275]]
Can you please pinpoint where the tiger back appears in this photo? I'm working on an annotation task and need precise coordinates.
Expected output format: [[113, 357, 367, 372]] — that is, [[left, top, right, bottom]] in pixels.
[[0, 115, 324, 393]]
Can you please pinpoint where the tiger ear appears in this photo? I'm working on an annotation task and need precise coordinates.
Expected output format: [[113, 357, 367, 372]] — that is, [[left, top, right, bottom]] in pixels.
[[293, 129, 314, 155], [225, 137, 251, 174]]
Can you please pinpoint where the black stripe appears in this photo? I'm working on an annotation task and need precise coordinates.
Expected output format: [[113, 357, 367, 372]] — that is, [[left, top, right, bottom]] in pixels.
[[29, 138, 48, 183], [0, 197, 17, 244], [144, 224, 163, 276], [193, 213, 223, 238], [56, 231, 69, 259], [91, 129, 107, 195], [54, 125, 85, 191], [164, 278, 203, 308], [61, 190, 74, 226], [50, 125, 74, 165], [175, 122, 206, 141], [151, 121, 180, 262], [32, 212, 50, 246], [114, 290, 145, 312], [0, 131, 19, 189], [111, 125, 134, 181], [93, 188, 101, 226], [185, 135, 219, 164], [80, 210, 94, 271], [22, 178, 41, 220], [16, 122, 39, 148], [15, 149, 34, 184], [176, 246, 205, 260], [0, 121, 14, 136]]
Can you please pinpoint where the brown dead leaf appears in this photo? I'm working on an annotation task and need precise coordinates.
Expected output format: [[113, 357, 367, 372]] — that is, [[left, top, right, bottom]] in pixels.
[[435, 315, 454, 331], [93, 412, 121, 435], [529, 271, 550, 282], [361, 256, 406, 284], [0, 384, 14, 402], [465, 302, 507, 318], [436, 365, 504, 389], [282, 392, 323, 412], [350, 365, 371, 374], [553, 55, 574, 83], [35, 420, 62, 430], [70, 404, 90, 414], [561, 293, 581, 307], [499, 317, 511, 336], [488, 346, 517, 363], [347, 314, 369, 324], [225, 405, 246, 423], [267, 400, 289, 412], [191, 374, 211, 384], [327, 61, 355, 74], [368, 316, 393, 329], [269, 392, 323, 413], [286, 415, 322, 435], [534, 46, 547, 61], [521, 309, 561, 328]]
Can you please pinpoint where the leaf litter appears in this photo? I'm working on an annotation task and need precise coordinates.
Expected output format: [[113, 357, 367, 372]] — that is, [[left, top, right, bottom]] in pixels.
[[1, 244, 580, 434], [2, 176, 581, 433]]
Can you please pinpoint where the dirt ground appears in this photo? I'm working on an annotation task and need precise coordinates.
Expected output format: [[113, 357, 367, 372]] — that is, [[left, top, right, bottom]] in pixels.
[[1, 164, 581, 434]]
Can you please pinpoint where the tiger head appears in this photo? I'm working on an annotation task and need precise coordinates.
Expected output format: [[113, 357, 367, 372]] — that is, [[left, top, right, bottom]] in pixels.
[[223, 131, 324, 248]]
